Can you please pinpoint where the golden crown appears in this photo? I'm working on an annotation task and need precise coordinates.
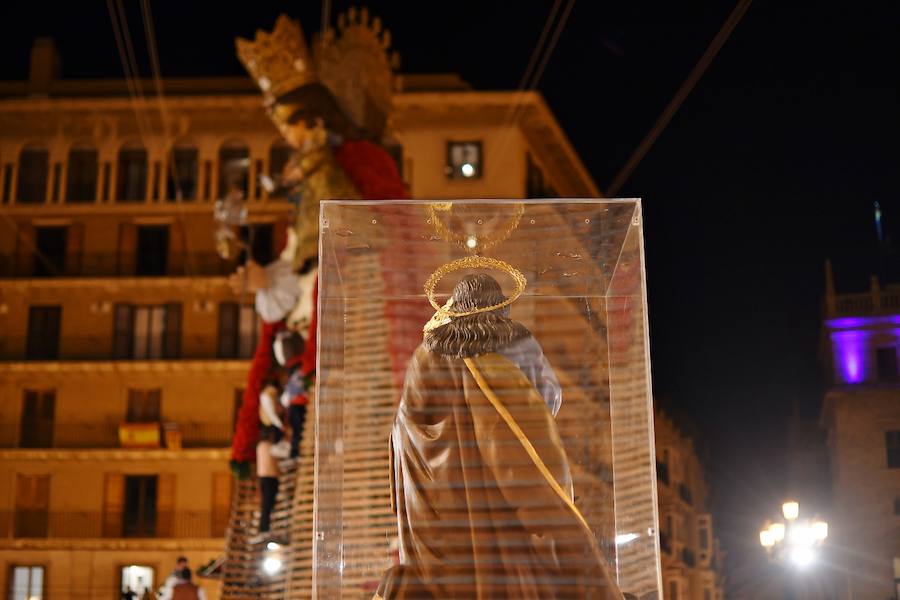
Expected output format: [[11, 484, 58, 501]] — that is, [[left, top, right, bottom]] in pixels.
[[236, 15, 316, 103], [236, 9, 398, 134]]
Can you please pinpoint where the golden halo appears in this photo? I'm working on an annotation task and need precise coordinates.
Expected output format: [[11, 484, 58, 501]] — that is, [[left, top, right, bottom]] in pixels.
[[423, 255, 527, 317], [427, 202, 524, 254]]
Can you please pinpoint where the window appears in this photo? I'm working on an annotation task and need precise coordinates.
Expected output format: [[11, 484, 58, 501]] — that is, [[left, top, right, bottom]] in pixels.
[[238, 223, 274, 266], [703, 590, 712, 600], [16, 146, 48, 203], [33, 226, 67, 277], [135, 225, 169, 276], [877, 346, 898, 381], [126, 389, 161, 423], [8, 565, 44, 600], [19, 390, 55, 448], [268, 141, 292, 195], [895, 497, 900, 515], [113, 304, 182, 359], [123, 475, 157, 537], [446, 141, 482, 179], [26, 306, 61, 360], [117, 144, 148, 202], [219, 141, 249, 198], [887, 431, 900, 468], [167, 146, 198, 201], [120, 565, 155, 599], [14, 474, 49, 538], [219, 303, 259, 358], [66, 146, 98, 202]]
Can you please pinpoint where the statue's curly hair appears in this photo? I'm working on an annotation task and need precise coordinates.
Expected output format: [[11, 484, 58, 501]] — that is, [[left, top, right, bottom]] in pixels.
[[424, 273, 531, 358]]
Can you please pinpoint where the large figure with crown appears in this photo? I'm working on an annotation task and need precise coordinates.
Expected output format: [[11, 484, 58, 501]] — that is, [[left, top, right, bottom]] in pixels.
[[228, 10, 408, 477]]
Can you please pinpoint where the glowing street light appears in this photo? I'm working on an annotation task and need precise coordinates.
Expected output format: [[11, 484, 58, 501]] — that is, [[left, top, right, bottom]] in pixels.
[[782, 500, 800, 521], [760, 500, 828, 571]]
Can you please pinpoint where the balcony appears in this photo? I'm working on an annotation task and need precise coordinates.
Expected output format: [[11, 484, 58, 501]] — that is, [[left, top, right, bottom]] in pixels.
[[0, 422, 233, 450], [0, 252, 235, 279], [0, 336, 253, 362], [0, 510, 226, 540]]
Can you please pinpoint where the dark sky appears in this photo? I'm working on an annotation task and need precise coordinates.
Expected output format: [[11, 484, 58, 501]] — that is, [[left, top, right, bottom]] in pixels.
[[2, 0, 898, 591]]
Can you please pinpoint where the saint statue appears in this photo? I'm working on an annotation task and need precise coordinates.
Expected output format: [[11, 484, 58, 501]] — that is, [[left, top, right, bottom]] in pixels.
[[376, 268, 623, 599]]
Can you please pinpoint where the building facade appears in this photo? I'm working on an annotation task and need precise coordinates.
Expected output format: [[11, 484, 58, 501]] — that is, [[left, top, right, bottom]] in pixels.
[[0, 39, 597, 599], [821, 266, 900, 599], [655, 409, 726, 600]]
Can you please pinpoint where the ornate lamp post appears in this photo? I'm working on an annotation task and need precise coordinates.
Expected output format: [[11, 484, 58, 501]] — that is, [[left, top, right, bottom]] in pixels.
[[759, 500, 828, 569]]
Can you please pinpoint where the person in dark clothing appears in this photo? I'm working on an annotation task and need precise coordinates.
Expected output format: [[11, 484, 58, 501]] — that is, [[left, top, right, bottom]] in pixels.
[[273, 329, 309, 459]]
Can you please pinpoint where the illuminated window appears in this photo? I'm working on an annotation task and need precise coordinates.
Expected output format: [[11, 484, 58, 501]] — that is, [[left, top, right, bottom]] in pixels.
[[113, 304, 182, 359], [116, 144, 148, 202], [887, 431, 900, 468], [877, 346, 898, 381], [66, 145, 98, 203], [446, 141, 482, 179], [16, 145, 48, 203], [8, 565, 44, 599], [120, 565, 155, 599]]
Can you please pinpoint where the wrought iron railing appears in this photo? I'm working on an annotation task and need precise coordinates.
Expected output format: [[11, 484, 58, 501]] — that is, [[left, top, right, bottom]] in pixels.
[[0, 510, 227, 539], [0, 252, 235, 279], [0, 422, 232, 450]]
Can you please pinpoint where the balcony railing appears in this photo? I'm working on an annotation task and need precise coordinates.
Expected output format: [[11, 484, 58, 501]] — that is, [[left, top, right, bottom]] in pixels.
[[0, 252, 235, 279], [0, 422, 233, 450], [0, 336, 251, 361], [0, 510, 227, 539], [828, 288, 900, 318]]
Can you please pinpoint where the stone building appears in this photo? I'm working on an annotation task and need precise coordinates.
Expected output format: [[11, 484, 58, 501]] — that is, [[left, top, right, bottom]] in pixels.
[[655, 407, 726, 600], [0, 38, 596, 599], [821, 264, 900, 599]]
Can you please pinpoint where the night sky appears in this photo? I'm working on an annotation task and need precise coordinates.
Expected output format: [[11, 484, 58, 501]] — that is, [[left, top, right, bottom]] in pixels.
[[2, 1, 898, 592]]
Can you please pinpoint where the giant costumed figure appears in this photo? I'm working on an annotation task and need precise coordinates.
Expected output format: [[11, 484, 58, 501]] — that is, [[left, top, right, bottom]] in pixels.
[[226, 10, 408, 478]]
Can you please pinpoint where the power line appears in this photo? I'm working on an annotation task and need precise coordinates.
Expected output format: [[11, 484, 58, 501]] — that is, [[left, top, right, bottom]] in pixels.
[[605, 0, 753, 197], [489, 0, 575, 173]]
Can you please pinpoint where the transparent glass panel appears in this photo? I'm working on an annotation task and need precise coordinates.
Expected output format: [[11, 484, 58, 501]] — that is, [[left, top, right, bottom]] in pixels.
[[315, 199, 660, 599]]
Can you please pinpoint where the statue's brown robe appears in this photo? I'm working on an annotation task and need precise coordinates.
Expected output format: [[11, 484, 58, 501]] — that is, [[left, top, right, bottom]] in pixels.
[[376, 344, 622, 599]]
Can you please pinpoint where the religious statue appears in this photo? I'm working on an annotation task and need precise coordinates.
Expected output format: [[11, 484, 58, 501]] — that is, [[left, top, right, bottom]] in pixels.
[[227, 10, 408, 476], [374, 257, 623, 599]]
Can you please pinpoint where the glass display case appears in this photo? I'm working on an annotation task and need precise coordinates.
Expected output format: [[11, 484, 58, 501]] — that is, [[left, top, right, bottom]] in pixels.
[[314, 199, 660, 599]]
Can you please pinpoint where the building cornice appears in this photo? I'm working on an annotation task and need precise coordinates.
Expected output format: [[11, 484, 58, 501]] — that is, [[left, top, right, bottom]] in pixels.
[[0, 537, 225, 551], [0, 360, 249, 374], [0, 448, 229, 461], [0, 275, 230, 290], [0, 201, 292, 218]]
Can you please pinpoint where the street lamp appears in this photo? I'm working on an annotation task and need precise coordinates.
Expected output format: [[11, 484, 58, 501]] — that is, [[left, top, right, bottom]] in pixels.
[[759, 500, 828, 569]]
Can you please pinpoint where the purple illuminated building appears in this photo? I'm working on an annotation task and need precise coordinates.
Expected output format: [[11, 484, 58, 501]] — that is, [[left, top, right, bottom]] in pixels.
[[820, 261, 900, 599]]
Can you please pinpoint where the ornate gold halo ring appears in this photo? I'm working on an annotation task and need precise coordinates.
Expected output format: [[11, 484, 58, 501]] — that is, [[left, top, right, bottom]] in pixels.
[[427, 202, 525, 254], [424, 255, 527, 317]]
